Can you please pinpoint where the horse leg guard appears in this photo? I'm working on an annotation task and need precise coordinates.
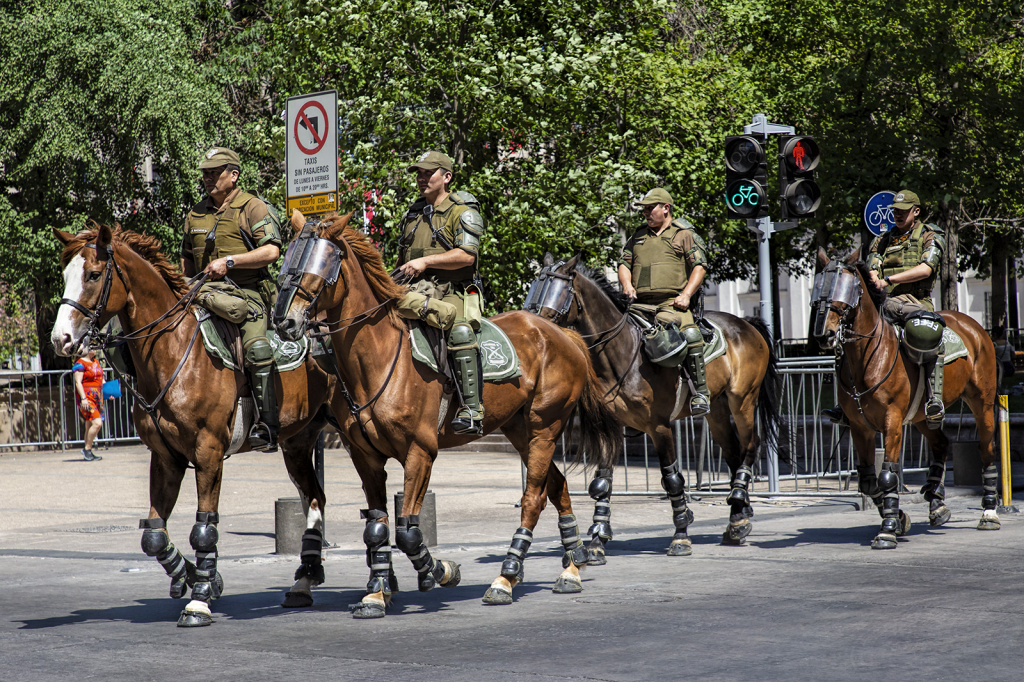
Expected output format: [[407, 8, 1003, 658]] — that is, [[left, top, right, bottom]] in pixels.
[[586, 469, 613, 566], [724, 465, 754, 545], [178, 512, 221, 627], [871, 464, 904, 549], [352, 510, 392, 619], [140, 518, 195, 599], [483, 527, 531, 605], [978, 465, 1001, 530], [395, 515, 461, 593], [658, 462, 694, 554], [857, 464, 884, 513], [553, 514, 587, 594], [282, 527, 324, 608], [919, 462, 951, 527]]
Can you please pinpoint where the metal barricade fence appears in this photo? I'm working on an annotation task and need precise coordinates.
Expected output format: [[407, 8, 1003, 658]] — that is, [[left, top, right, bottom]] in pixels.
[[0, 368, 140, 452], [540, 356, 946, 499]]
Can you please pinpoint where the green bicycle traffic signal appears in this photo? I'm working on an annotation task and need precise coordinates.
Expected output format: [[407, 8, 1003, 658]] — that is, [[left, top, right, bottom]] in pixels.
[[724, 135, 768, 219]]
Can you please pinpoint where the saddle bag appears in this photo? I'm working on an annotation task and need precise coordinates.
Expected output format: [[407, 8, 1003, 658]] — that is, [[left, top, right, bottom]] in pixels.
[[643, 324, 687, 368], [197, 282, 250, 324]]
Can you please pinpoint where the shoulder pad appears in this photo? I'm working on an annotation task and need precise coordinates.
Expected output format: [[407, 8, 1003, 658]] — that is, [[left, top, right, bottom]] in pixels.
[[452, 190, 481, 212], [673, 217, 696, 231], [459, 208, 484, 235], [924, 222, 944, 235], [230, 191, 257, 209]]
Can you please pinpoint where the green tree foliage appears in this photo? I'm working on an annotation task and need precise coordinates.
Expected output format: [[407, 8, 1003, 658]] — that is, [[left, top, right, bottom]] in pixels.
[[268, 0, 768, 310]]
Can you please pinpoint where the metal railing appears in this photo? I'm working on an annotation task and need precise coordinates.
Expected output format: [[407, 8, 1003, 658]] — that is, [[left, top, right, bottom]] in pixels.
[[545, 356, 969, 499], [0, 368, 140, 452]]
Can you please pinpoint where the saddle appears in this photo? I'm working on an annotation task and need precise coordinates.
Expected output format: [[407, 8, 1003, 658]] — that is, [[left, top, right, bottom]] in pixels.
[[192, 308, 309, 372], [409, 318, 521, 381], [627, 310, 727, 365]]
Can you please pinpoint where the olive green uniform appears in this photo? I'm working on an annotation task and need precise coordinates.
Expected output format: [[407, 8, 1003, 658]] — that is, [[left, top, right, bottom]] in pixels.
[[621, 217, 710, 413], [395, 191, 486, 433], [866, 219, 946, 425], [181, 187, 283, 447]]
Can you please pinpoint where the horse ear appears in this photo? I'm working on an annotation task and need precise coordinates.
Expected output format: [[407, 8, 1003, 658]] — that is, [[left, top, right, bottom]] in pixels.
[[53, 228, 75, 245], [565, 252, 582, 272], [816, 247, 829, 271], [542, 252, 555, 267], [290, 209, 306, 232], [844, 249, 860, 266], [97, 224, 113, 249]]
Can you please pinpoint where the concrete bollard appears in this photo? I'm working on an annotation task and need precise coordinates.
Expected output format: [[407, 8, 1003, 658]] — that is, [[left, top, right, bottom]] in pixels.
[[275, 497, 305, 554], [393, 490, 437, 547], [951, 441, 982, 486]]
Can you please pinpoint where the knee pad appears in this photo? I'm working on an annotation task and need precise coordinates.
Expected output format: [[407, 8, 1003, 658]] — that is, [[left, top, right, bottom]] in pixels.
[[588, 475, 612, 501], [363, 520, 390, 550], [878, 468, 899, 493], [244, 338, 274, 368], [660, 462, 686, 498], [682, 324, 704, 347], [140, 518, 169, 556], [904, 311, 945, 363], [394, 519, 424, 555], [449, 322, 475, 347], [189, 523, 219, 553]]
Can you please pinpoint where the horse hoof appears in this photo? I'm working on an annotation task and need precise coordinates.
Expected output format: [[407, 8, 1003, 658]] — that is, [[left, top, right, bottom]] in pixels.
[[666, 539, 692, 556], [281, 591, 314, 608], [552, 575, 583, 594], [482, 587, 513, 605], [587, 548, 607, 566], [440, 560, 462, 588], [721, 529, 745, 546], [177, 609, 213, 627], [871, 533, 897, 549], [929, 506, 951, 527], [351, 602, 386, 619], [977, 518, 1001, 531], [729, 519, 753, 541], [896, 510, 911, 536]]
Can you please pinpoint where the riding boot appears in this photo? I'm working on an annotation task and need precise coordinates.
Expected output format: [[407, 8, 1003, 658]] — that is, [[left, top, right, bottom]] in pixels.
[[822, 406, 850, 427], [682, 347, 710, 416], [245, 338, 280, 452], [923, 356, 945, 430], [449, 322, 484, 435]]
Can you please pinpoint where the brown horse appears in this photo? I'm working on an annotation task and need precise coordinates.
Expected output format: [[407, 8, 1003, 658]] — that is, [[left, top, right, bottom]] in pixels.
[[51, 224, 334, 627], [813, 249, 1000, 548], [526, 254, 780, 561], [273, 211, 621, 618]]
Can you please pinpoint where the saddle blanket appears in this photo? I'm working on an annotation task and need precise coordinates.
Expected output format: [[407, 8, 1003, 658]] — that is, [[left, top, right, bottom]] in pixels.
[[410, 318, 521, 381], [192, 308, 308, 373]]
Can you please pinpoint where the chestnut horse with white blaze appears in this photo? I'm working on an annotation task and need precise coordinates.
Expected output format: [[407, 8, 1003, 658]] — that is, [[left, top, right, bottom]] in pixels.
[[51, 225, 334, 627], [274, 211, 621, 618], [526, 254, 780, 560], [814, 248, 1000, 549]]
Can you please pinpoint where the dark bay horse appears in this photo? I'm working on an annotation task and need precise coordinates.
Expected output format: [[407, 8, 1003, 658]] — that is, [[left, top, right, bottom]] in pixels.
[[274, 211, 621, 618], [526, 255, 780, 561], [814, 249, 1000, 548], [51, 225, 334, 626]]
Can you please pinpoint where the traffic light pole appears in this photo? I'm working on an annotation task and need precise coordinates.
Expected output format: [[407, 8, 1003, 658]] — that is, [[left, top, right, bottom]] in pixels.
[[743, 114, 797, 493]]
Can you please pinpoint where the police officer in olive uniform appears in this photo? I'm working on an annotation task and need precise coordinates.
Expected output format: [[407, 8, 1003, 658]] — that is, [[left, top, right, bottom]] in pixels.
[[618, 188, 711, 416], [181, 147, 283, 451], [823, 189, 947, 428], [394, 151, 487, 434]]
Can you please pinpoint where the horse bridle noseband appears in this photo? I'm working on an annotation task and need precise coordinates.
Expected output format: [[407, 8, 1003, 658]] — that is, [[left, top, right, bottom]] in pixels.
[[59, 243, 128, 350]]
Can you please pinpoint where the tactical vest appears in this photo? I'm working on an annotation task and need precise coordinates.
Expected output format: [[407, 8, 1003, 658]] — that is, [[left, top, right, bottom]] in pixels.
[[630, 221, 691, 297], [877, 222, 936, 303], [187, 191, 264, 287], [399, 196, 475, 284]]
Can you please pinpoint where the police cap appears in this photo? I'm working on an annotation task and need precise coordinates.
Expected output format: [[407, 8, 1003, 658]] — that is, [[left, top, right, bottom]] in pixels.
[[636, 187, 674, 208], [407, 150, 454, 174], [198, 147, 241, 170], [890, 189, 921, 210]]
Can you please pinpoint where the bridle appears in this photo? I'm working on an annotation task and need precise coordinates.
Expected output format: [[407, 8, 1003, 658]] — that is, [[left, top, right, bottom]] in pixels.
[[59, 243, 129, 351], [524, 262, 631, 350]]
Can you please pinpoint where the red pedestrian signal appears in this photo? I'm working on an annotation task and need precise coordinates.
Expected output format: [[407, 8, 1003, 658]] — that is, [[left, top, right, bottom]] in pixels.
[[779, 136, 821, 219]]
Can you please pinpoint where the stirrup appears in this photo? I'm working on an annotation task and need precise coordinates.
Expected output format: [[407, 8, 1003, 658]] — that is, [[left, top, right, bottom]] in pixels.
[[248, 422, 279, 452], [924, 398, 944, 429], [822, 406, 850, 427], [689, 393, 710, 417], [451, 408, 483, 435]]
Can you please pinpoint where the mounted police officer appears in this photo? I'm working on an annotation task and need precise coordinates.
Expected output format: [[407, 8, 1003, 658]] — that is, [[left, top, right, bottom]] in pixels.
[[618, 188, 710, 416], [823, 189, 947, 428], [181, 147, 283, 451], [394, 151, 487, 434]]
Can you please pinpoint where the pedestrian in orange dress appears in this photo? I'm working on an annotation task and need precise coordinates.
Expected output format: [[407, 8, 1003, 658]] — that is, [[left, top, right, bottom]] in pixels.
[[72, 349, 104, 461]]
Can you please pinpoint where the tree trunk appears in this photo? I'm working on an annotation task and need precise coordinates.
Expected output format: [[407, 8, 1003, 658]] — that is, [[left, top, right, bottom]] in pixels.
[[991, 239, 1008, 331], [938, 199, 959, 311], [1009, 257, 1019, 331]]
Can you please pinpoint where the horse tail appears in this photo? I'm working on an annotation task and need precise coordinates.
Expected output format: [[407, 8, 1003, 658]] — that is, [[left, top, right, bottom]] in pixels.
[[561, 328, 623, 471], [744, 316, 781, 458]]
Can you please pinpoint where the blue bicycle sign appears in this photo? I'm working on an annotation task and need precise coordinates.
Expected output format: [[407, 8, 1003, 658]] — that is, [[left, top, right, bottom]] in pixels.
[[864, 191, 896, 236]]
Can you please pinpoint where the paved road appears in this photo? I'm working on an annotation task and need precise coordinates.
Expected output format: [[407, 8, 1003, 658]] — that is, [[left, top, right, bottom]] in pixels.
[[0, 445, 1021, 681]]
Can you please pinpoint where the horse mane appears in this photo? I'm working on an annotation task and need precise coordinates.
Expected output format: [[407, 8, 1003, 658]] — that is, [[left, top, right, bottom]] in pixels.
[[319, 212, 408, 328], [854, 260, 887, 309], [60, 223, 190, 297], [573, 262, 631, 312]]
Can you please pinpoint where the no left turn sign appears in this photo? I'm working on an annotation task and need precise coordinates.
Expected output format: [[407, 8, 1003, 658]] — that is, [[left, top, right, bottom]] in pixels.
[[285, 90, 338, 217]]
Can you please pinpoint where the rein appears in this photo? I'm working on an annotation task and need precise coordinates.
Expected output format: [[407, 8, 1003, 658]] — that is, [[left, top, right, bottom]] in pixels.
[[833, 279, 900, 417]]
